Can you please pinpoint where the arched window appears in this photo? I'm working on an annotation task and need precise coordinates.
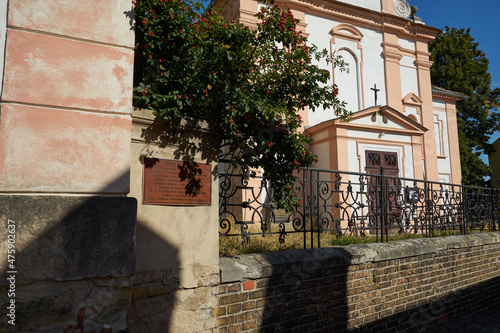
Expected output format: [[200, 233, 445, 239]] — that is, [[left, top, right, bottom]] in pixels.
[[408, 114, 418, 122], [335, 48, 361, 111], [330, 24, 364, 112]]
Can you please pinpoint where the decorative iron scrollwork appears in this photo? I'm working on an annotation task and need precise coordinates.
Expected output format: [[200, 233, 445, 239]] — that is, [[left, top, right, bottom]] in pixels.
[[219, 163, 500, 248]]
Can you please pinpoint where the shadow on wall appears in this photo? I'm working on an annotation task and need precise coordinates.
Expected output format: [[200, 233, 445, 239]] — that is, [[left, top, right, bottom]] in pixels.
[[259, 248, 351, 332], [358, 275, 500, 332], [129, 108, 221, 331], [218, 247, 352, 332], [0, 172, 178, 333], [218, 240, 500, 332], [143, 157, 211, 199], [139, 113, 221, 180], [125, 222, 180, 332]]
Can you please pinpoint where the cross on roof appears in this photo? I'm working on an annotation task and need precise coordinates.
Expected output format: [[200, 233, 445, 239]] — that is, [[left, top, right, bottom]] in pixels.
[[371, 84, 380, 106]]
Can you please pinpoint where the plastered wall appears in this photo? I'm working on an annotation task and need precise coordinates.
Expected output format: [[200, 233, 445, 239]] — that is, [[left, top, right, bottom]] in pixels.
[[0, 0, 135, 194]]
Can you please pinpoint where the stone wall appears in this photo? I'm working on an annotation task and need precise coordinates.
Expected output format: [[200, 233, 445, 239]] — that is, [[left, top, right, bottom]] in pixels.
[[0, 196, 137, 332], [127, 268, 219, 332], [216, 233, 500, 332]]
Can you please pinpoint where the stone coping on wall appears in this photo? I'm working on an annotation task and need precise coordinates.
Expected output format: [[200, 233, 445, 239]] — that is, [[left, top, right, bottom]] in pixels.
[[220, 232, 500, 283], [132, 107, 212, 133]]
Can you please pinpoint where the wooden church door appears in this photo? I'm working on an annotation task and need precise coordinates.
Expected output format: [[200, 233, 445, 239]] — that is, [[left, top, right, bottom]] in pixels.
[[365, 150, 399, 177], [365, 151, 400, 235]]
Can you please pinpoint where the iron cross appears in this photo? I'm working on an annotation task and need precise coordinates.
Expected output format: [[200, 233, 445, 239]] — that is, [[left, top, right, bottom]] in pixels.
[[371, 84, 380, 106]]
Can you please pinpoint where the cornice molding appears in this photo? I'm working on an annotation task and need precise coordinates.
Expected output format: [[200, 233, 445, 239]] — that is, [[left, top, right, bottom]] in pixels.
[[283, 0, 441, 40], [294, 0, 380, 26], [210, 0, 441, 41], [383, 50, 403, 62], [415, 59, 433, 69], [305, 105, 428, 137], [432, 92, 466, 102], [416, 50, 431, 57]]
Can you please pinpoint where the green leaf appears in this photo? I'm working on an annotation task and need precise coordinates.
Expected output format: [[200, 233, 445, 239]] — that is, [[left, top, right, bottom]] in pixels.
[[429, 26, 499, 186], [132, 0, 348, 210]]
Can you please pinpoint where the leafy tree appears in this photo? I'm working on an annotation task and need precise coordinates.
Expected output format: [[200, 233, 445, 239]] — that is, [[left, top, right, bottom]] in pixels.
[[133, 0, 347, 211], [429, 26, 500, 186]]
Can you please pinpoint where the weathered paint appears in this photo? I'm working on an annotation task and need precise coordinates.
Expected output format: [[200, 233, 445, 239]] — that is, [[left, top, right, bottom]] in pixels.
[[2, 30, 134, 113], [130, 109, 219, 288], [8, 0, 135, 47], [0, 104, 131, 193]]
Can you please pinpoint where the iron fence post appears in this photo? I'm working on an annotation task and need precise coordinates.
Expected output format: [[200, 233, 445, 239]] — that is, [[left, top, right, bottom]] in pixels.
[[497, 189, 500, 231], [429, 183, 434, 238], [302, 168, 307, 249], [490, 188, 496, 232], [462, 186, 468, 235], [316, 169, 321, 249], [424, 181, 429, 238], [308, 169, 315, 249], [305, 168, 311, 249], [380, 166, 387, 242], [496, 189, 500, 231], [313, 169, 318, 248]]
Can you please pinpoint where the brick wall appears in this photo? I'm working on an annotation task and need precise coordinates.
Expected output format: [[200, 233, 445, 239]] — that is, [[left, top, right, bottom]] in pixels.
[[127, 267, 219, 332], [216, 233, 500, 332]]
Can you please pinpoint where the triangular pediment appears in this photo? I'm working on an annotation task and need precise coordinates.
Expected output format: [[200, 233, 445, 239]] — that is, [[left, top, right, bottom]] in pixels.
[[346, 105, 428, 133], [306, 105, 428, 135], [402, 92, 422, 106]]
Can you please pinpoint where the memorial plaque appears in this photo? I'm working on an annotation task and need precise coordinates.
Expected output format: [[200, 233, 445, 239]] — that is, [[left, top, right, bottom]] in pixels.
[[143, 157, 212, 206]]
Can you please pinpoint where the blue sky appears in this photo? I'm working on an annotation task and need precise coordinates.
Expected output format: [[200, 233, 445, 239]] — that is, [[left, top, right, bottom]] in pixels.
[[411, 1, 500, 89], [411, 0, 500, 149]]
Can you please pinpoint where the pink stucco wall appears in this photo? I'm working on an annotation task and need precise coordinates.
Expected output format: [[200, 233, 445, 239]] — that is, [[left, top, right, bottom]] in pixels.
[[0, 0, 134, 194], [0, 105, 131, 192], [8, 0, 134, 47], [3, 30, 134, 113]]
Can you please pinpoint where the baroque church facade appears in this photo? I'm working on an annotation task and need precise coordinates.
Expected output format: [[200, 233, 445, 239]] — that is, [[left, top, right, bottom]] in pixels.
[[214, 0, 464, 184]]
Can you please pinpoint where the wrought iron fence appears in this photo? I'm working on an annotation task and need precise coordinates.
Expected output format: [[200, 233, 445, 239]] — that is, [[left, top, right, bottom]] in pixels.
[[219, 163, 500, 248]]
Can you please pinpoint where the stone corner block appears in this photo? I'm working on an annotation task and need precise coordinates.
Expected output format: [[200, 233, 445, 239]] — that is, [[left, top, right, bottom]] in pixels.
[[219, 257, 244, 283], [0, 195, 137, 285]]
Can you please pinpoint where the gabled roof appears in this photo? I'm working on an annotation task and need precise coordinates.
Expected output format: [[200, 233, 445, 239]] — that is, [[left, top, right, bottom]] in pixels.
[[432, 86, 468, 101], [305, 105, 428, 135]]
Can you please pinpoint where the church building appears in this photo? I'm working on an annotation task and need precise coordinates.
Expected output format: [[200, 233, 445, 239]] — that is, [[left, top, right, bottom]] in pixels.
[[214, 0, 464, 184]]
